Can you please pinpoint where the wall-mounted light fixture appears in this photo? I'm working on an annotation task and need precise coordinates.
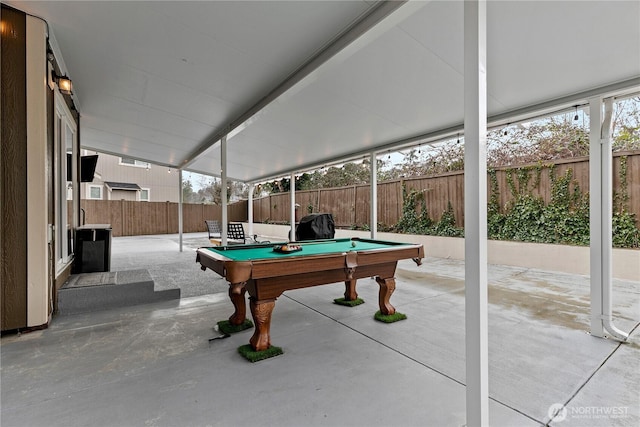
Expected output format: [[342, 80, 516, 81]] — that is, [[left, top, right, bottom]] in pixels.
[[51, 70, 73, 95]]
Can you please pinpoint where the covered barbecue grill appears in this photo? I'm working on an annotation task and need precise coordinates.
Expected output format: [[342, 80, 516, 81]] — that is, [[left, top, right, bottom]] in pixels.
[[295, 213, 335, 241]]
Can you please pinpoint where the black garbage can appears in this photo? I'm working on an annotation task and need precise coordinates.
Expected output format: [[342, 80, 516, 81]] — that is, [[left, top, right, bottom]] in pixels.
[[73, 224, 112, 273], [295, 213, 335, 241]]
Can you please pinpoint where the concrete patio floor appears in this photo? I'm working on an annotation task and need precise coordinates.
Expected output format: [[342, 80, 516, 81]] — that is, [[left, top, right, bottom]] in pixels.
[[1, 233, 638, 426]]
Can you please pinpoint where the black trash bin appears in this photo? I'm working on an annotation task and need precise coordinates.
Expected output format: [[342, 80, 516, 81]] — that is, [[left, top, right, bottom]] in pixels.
[[295, 213, 335, 241], [73, 224, 112, 273]]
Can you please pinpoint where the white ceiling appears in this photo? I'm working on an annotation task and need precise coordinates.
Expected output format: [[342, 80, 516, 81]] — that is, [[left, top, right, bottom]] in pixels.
[[7, 1, 640, 183]]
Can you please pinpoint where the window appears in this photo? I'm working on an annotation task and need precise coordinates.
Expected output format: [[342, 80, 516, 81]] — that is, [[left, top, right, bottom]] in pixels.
[[139, 188, 150, 202], [87, 185, 103, 200], [119, 157, 150, 169]]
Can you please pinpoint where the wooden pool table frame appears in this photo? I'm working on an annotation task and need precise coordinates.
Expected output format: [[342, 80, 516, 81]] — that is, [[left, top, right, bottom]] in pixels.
[[196, 238, 424, 351]]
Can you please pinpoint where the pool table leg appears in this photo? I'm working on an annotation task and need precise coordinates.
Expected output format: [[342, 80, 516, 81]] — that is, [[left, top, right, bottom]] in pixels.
[[376, 276, 396, 315], [228, 282, 247, 325], [344, 279, 358, 301], [249, 298, 275, 351]]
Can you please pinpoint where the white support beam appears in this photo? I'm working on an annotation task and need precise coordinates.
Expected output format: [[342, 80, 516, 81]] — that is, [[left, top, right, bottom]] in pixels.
[[370, 151, 378, 239], [221, 135, 228, 246], [464, 1, 489, 426], [248, 184, 254, 238], [290, 172, 296, 241], [589, 97, 629, 341], [178, 169, 183, 252]]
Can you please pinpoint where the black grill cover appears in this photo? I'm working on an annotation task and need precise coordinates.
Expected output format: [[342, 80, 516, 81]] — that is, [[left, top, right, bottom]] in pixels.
[[295, 213, 335, 240]]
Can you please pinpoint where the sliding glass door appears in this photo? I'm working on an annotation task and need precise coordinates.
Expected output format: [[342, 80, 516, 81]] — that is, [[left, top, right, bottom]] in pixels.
[[54, 92, 77, 272]]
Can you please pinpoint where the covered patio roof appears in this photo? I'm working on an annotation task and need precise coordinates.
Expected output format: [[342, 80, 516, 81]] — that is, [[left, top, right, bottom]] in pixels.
[[7, 0, 640, 183]]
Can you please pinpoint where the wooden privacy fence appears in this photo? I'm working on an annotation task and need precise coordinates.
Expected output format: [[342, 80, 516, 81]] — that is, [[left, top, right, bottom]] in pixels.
[[252, 151, 640, 228], [82, 151, 639, 236], [81, 200, 247, 237]]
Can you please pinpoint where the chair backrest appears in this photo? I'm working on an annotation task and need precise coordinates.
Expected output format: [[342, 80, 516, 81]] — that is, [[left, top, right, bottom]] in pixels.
[[205, 220, 221, 239], [227, 223, 246, 243]]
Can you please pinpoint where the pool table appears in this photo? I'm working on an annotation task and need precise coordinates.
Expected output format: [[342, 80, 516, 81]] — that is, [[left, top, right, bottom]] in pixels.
[[196, 237, 424, 351]]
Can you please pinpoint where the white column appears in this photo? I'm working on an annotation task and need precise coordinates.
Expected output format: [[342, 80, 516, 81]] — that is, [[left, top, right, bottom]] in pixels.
[[248, 184, 255, 238], [589, 97, 628, 341], [370, 152, 378, 239], [26, 16, 49, 327], [464, 1, 489, 426], [221, 135, 228, 246], [290, 172, 296, 241], [178, 169, 183, 252]]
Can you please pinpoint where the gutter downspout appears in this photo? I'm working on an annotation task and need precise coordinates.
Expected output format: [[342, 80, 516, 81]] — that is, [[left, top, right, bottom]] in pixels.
[[589, 96, 628, 342]]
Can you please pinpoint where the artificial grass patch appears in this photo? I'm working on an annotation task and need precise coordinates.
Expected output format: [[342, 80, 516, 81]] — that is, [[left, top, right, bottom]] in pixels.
[[374, 310, 407, 323], [333, 297, 365, 307], [217, 319, 253, 334], [238, 344, 284, 362]]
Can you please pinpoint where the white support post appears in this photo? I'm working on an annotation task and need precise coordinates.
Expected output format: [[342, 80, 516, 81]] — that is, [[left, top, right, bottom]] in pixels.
[[248, 184, 254, 238], [370, 152, 378, 239], [464, 1, 489, 426], [178, 169, 183, 252], [589, 97, 628, 341], [221, 135, 228, 246], [290, 172, 296, 241]]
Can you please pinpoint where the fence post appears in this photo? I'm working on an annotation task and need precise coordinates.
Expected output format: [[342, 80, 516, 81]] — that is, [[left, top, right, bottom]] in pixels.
[[351, 185, 357, 226]]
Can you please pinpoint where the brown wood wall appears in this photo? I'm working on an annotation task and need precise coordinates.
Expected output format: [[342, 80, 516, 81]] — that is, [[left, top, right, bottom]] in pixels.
[[1, 5, 28, 331], [81, 200, 229, 237]]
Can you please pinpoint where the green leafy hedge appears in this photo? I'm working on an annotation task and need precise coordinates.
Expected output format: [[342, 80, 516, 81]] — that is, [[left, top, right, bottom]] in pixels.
[[394, 159, 639, 248]]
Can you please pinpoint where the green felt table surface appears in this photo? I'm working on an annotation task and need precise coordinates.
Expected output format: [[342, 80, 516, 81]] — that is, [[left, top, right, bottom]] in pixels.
[[204, 238, 410, 261]]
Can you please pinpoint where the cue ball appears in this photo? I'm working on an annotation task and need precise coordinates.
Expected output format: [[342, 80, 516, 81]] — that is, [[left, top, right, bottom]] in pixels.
[[351, 241, 356, 247]]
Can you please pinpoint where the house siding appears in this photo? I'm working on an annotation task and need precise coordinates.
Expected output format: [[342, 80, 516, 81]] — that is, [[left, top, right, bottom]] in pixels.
[[1, 5, 28, 331], [81, 151, 180, 203], [1, 5, 79, 331]]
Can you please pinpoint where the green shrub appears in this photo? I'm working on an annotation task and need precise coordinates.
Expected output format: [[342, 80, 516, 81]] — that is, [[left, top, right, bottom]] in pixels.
[[431, 201, 464, 237], [499, 194, 547, 242], [613, 211, 640, 248]]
